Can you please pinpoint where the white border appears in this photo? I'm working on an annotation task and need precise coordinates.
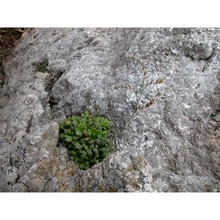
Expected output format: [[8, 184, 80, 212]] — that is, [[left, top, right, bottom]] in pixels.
[[0, 193, 219, 220], [1, 0, 220, 27]]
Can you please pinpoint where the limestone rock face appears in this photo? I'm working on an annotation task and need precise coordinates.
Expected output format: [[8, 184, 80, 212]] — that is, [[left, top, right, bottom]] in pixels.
[[0, 28, 219, 192]]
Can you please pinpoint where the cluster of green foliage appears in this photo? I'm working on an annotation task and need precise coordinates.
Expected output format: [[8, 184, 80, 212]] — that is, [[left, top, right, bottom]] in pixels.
[[59, 111, 113, 170], [32, 59, 49, 73]]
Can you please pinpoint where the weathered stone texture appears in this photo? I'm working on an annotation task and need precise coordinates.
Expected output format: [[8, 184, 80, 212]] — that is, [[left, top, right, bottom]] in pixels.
[[0, 28, 219, 192]]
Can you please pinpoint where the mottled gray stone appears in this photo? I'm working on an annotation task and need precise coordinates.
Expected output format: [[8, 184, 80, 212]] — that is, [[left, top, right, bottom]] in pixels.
[[0, 28, 219, 192]]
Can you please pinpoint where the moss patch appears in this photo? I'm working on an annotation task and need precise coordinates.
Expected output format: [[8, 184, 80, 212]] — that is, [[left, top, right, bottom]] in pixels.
[[33, 59, 49, 73]]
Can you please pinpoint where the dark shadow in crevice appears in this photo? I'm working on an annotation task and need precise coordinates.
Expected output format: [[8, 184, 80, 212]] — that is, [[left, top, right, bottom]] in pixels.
[[48, 96, 58, 109], [45, 70, 65, 93], [0, 63, 5, 86], [45, 69, 65, 110]]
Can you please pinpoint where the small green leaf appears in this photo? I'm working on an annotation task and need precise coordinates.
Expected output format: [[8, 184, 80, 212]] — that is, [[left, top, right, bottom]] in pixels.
[[84, 111, 89, 118], [75, 143, 81, 149], [60, 133, 65, 139], [65, 120, 71, 126], [69, 151, 77, 156], [76, 131, 82, 136], [87, 149, 93, 157], [65, 136, 73, 142], [72, 136, 79, 140], [83, 130, 88, 136]]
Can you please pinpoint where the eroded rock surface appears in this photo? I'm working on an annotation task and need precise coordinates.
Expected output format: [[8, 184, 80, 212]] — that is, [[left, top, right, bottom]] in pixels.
[[0, 28, 219, 192]]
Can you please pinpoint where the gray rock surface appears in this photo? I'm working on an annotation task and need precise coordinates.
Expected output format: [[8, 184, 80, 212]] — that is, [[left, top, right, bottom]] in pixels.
[[0, 28, 219, 192]]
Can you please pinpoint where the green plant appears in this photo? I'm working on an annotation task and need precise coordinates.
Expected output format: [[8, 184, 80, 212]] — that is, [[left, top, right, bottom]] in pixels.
[[32, 59, 49, 73], [59, 111, 113, 170]]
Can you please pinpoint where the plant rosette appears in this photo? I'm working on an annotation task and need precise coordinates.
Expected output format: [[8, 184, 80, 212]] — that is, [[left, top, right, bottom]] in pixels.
[[59, 111, 113, 170]]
